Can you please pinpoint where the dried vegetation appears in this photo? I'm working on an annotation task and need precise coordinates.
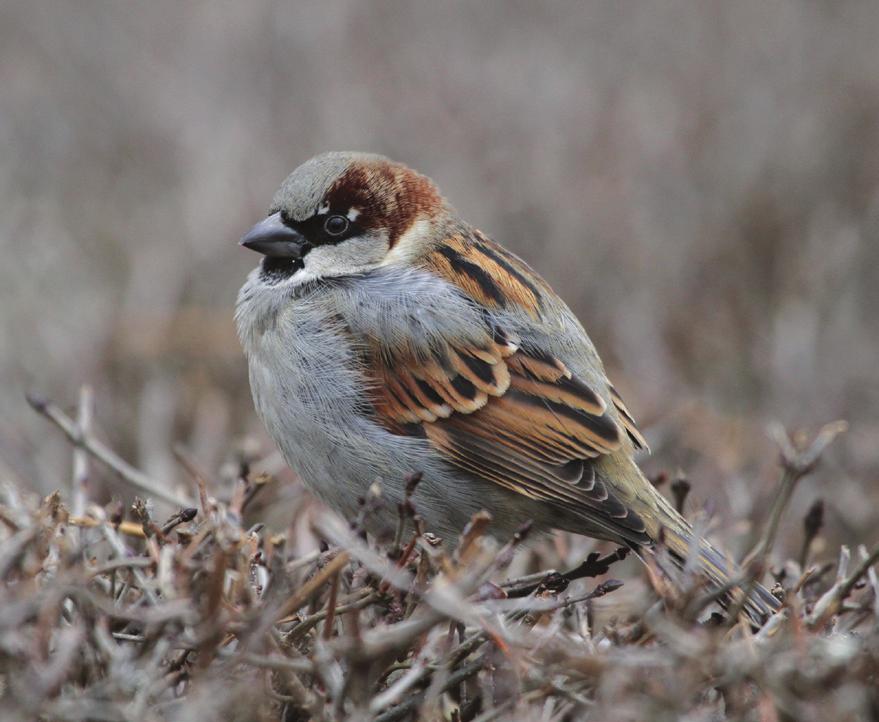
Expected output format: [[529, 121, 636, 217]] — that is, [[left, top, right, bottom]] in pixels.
[[1, 393, 877, 722]]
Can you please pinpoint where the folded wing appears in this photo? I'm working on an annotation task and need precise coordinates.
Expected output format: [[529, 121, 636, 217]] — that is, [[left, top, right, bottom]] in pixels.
[[367, 318, 651, 545]]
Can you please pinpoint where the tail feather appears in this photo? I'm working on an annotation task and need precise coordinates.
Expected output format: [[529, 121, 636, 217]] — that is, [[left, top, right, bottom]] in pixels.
[[660, 527, 781, 626]]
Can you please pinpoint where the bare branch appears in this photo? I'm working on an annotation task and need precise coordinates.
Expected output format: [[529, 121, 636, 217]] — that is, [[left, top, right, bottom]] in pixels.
[[27, 393, 192, 508]]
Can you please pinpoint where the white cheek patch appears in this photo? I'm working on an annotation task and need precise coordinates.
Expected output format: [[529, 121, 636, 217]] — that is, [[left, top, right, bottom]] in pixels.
[[301, 236, 388, 278], [381, 218, 431, 266]]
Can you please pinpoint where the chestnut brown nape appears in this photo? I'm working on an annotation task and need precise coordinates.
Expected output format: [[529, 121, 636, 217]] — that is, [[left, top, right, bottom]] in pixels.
[[323, 159, 445, 247]]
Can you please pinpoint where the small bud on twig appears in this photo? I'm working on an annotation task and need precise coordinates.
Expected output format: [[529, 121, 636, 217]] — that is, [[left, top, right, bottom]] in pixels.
[[671, 476, 691, 515], [799, 499, 824, 570]]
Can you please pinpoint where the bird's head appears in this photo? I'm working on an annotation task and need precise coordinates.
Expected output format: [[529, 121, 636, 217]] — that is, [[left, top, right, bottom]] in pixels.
[[240, 152, 451, 284]]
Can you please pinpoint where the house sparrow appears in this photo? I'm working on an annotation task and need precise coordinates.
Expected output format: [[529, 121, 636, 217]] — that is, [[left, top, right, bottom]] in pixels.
[[236, 151, 779, 623]]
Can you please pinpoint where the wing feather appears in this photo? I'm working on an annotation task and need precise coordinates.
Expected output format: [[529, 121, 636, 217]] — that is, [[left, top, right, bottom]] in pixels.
[[609, 383, 649, 451], [365, 232, 650, 544], [367, 336, 649, 542]]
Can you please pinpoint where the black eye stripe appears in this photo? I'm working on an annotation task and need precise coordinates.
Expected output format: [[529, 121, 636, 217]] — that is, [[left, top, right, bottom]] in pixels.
[[281, 211, 357, 246]]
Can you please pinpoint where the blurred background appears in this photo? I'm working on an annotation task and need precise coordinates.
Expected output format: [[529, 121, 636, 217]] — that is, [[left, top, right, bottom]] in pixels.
[[1, 1, 877, 561]]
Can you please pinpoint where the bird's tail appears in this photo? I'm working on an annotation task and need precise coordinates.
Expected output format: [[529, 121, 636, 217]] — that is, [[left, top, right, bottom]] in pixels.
[[658, 525, 781, 626]]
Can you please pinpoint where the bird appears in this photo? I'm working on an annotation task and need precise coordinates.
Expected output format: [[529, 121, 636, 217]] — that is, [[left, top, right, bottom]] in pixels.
[[235, 151, 780, 624]]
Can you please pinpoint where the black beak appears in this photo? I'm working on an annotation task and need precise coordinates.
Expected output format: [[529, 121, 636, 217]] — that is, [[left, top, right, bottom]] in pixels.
[[239, 212, 308, 258]]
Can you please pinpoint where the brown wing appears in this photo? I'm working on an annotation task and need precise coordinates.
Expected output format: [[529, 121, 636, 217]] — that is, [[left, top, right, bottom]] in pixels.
[[367, 322, 650, 545], [609, 383, 649, 452]]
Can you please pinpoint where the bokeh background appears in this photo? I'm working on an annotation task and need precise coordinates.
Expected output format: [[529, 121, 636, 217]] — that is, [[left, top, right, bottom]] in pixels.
[[2, 1, 877, 561]]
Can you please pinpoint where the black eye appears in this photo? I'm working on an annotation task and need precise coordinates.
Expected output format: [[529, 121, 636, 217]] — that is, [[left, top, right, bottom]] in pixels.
[[324, 214, 349, 236]]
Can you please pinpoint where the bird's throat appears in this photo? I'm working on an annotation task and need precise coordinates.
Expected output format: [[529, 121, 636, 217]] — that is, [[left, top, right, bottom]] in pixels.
[[259, 256, 304, 284]]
